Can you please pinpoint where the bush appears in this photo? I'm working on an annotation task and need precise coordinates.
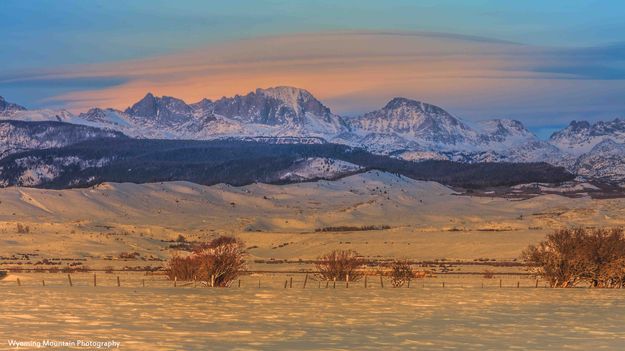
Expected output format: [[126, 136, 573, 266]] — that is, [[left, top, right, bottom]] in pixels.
[[389, 260, 414, 287], [523, 227, 625, 288], [16, 223, 30, 234], [166, 236, 246, 287], [315, 250, 365, 281], [483, 269, 495, 279]]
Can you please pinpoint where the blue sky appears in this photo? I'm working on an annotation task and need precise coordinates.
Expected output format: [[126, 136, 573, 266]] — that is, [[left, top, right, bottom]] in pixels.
[[2, 0, 625, 137]]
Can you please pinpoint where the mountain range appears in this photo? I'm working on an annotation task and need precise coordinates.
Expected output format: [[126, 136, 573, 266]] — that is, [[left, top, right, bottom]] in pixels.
[[1, 86, 624, 186]]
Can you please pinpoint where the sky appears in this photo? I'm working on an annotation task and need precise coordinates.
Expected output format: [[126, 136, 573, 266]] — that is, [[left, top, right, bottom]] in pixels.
[[2, 1, 625, 138]]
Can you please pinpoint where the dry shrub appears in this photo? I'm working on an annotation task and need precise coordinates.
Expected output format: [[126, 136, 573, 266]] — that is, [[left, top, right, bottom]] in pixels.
[[390, 260, 414, 287], [315, 249, 365, 281], [16, 223, 30, 234], [523, 227, 625, 288], [166, 236, 246, 287], [483, 269, 495, 279]]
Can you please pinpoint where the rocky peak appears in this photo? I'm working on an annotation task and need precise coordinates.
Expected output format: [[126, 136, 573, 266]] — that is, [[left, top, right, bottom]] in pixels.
[[351, 97, 476, 145], [125, 93, 194, 126], [212, 86, 334, 126], [0, 96, 27, 115]]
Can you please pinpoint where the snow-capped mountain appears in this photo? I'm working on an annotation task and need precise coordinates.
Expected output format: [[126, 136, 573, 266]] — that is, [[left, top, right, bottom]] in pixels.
[[573, 139, 625, 183], [1, 89, 625, 183], [0, 96, 26, 116], [348, 97, 478, 147], [550, 119, 625, 155], [344, 98, 561, 164]]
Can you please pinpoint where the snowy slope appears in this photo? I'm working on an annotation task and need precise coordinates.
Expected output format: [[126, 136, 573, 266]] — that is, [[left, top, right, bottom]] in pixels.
[[550, 119, 625, 155]]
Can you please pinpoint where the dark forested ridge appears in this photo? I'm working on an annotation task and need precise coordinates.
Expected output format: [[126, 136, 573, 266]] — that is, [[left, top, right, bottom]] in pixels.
[[0, 138, 574, 189]]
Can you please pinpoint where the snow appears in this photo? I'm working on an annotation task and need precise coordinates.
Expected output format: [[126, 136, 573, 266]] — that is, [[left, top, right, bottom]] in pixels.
[[2, 91, 625, 182], [279, 158, 362, 181]]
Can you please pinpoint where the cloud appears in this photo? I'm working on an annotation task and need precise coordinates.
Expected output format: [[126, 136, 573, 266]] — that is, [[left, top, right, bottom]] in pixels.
[[3, 31, 625, 125]]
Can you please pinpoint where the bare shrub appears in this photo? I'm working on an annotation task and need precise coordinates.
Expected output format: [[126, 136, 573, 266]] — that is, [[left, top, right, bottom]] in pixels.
[[389, 260, 414, 287], [16, 223, 30, 234], [166, 236, 246, 287], [166, 254, 199, 281], [315, 250, 365, 281], [523, 227, 625, 288], [483, 269, 495, 279]]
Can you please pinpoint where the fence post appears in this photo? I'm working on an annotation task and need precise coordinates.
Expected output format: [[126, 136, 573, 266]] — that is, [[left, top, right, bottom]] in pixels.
[[535, 279, 538, 288], [211, 275, 215, 288], [93, 273, 97, 287], [42, 280, 45, 287], [442, 281, 445, 288], [303, 274, 308, 288], [17, 278, 21, 286], [289, 277, 293, 288], [407, 279, 411, 288], [325, 281, 329, 288], [142, 279, 145, 287], [117, 276, 121, 287], [284, 280, 288, 289], [517, 281, 520, 288], [68, 274, 73, 287], [364, 275, 368, 288], [346, 274, 349, 288], [380, 275, 384, 288], [333, 277, 336, 288], [238, 279, 241, 288], [499, 279, 502, 288], [258, 278, 261, 288]]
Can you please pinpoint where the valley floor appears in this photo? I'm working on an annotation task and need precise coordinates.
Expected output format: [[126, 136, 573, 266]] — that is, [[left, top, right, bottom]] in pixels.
[[1, 171, 625, 272], [1, 274, 624, 351]]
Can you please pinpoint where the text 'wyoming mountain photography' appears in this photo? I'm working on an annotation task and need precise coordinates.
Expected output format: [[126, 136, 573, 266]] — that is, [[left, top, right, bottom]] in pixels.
[[2, 1, 625, 350]]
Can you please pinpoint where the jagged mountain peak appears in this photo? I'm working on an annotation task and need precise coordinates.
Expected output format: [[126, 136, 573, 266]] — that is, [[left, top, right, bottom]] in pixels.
[[0, 96, 27, 115], [549, 118, 625, 155], [477, 119, 533, 138], [212, 86, 339, 130], [351, 97, 475, 145], [382, 97, 448, 115]]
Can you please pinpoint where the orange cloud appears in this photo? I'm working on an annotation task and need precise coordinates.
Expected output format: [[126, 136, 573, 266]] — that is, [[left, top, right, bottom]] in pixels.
[[27, 31, 625, 124]]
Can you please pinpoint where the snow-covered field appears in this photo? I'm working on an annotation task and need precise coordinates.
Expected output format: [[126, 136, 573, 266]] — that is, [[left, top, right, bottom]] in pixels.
[[1, 275, 624, 350]]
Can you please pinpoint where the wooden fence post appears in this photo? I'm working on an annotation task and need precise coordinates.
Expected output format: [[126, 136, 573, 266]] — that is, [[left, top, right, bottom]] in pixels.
[[93, 273, 97, 287], [535, 279, 538, 288], [499, 279, 502, 288], [333, 277, 336, 288], [517, 281, 520, 288], [442, 281, 445, 288], [289, 277, 293, 288], [303, 274, 308, 288], [142, 279, 145, 287], [238, 279, 241, 288], [68, 274, 73, 287], [407, 279, 411, 288], [17, 278, 21, 286], [380, 275, 384, 288], [284, 280, 288, 288], [364, 275, 368, 288], [258, 278, 261, 288], [117, 276, 121, 287], [42, 280, 45, 287], [346, 274, 349, 288]]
